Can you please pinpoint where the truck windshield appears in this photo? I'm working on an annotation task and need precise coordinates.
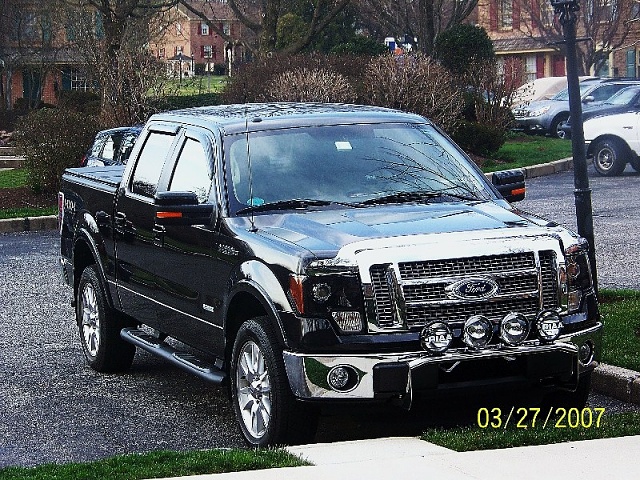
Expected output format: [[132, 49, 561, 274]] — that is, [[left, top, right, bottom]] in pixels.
[[225, 122, 493, 215]]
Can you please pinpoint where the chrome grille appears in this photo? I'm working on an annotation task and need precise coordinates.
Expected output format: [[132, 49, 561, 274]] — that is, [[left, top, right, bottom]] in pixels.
[[540, 250, 559, 309], [398, 253, 536, 280], [369, 251, 558, 331]]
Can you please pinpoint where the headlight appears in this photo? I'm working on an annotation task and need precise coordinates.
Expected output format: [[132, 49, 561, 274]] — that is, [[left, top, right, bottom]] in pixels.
[[529, 105, 551, 117], [290, 273, 365, 334], [561, 240, 593, 313]]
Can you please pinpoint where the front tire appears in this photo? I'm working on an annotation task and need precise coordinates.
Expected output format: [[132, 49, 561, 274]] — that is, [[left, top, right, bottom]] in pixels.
[[550, 113, 569, 139], [76, 265, 135, 372], [230, 317, 318, 447], [592, 139, 628, 176]]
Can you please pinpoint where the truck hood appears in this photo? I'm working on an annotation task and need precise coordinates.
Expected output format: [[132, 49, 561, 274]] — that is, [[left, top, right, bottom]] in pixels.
[[252, 201, 561, 258]]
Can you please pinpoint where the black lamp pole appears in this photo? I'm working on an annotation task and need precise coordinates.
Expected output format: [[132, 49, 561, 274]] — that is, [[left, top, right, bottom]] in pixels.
[[551, 0, 598, 292]]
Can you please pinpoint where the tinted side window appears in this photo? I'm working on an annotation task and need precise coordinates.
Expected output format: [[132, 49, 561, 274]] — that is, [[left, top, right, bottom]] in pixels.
[[90, 135, 106, 156], [169, 138, 212, 203], [591, 85, 624, 102], [131, 132, 175, 197], [102, 136, 115, 161]]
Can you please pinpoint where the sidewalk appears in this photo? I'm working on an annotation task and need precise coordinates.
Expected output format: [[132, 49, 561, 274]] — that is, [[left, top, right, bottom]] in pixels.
[[156, 435, 640, 479]]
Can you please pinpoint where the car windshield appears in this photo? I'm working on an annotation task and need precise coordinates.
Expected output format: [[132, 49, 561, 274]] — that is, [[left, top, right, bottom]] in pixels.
[[225, 122, 493, 214], [553, 83, 595, 101], [604, 87, 640, 105]]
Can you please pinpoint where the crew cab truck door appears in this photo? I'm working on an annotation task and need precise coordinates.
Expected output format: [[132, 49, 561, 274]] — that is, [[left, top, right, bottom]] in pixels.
[[114, 125, 180, 330], [115, 125, 222, 352]]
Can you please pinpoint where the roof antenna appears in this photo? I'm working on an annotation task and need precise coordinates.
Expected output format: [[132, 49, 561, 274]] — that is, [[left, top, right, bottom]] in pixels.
[[245, 107, 257, 232]]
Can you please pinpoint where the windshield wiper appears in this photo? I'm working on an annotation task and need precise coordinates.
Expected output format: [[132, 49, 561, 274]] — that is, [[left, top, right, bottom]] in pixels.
[[359, 190, 481, 206], [237, 198, 357, 214]]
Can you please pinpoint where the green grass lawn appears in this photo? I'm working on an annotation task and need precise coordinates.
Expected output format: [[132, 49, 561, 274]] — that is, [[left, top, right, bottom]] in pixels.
[[422, 411, 640, 451], [164, 75, 228, 95], [481, 134, 573, 172], [599, 289, 640, 372], [0, 449, 308, 480], [0, 168, 28, 189]]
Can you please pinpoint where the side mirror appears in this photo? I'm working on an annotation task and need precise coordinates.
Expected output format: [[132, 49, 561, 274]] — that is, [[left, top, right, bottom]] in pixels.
[[154, 191, 214, 225], [492, 169, 525, 203], [582, 95, 595, 104]]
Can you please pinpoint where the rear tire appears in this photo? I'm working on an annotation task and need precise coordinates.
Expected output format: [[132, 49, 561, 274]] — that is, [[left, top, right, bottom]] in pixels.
[[592, 139, 628, 176], [230, 317, 318, 447], [76, 265, 135, 372]]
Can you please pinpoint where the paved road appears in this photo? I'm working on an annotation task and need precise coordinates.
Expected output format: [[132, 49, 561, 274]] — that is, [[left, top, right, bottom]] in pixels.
[[1, 166, 639, 467], [519, 164, 640, 289]]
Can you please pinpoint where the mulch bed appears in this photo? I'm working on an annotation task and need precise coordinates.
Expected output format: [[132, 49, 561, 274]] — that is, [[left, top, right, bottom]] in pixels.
[[0, 187, 57, 210]]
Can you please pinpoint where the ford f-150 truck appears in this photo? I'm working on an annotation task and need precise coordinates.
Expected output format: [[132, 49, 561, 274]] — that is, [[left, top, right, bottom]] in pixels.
[[59, 103, 602, 447]]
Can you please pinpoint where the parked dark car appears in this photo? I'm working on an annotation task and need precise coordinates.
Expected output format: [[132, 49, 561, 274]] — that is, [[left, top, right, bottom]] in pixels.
[[81, 126, 142, 167], [560, 85, 640, 138]]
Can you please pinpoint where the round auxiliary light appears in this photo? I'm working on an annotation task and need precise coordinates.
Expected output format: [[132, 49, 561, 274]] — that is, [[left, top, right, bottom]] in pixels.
[[536, 310, 563, 342], [327, 365, 359, 392], [463, 315, 493, 349], [500, 312, 530, 346], [420, 321, 453, 354], [312, 283, 332, 303]]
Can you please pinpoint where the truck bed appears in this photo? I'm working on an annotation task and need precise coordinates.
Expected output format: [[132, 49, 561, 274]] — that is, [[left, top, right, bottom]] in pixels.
[[62, 165, 125, 194]]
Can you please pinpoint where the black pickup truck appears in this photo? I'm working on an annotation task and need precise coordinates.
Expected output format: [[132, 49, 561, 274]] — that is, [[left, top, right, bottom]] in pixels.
[[59, 103, 602, 446]]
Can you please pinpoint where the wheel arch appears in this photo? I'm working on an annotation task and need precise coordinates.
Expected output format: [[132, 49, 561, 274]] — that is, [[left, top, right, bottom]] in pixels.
[[72, 227, 112, 308], [224, 260, 293, 364], [587, 134, 631, 158]]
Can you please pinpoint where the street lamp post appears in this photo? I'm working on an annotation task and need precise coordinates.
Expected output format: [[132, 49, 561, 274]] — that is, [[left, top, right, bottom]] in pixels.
[[551, 0, 598, 292]]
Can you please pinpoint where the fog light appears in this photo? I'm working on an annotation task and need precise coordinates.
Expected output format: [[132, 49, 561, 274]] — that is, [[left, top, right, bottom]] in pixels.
[[500, 312, 530, 346], [536, 310, 563, 342], [332, 311, 363, 333], [327, 365, 359, 392], [463, 315, 493, 349], [420, 321, 453, 354], [579, 341, 594, 365]]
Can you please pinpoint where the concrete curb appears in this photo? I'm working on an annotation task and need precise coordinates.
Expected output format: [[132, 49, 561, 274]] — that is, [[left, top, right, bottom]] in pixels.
[[592, 363, 640, 405], [0, 215, 57, 234]]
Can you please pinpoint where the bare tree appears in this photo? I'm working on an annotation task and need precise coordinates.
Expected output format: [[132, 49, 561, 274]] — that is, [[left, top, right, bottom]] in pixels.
[[519, 0, 638, 75], [355, 0, 479, 54], [180, 0, 353, 57], [63, 1, 180, 124], [0, 1, 68, 109]]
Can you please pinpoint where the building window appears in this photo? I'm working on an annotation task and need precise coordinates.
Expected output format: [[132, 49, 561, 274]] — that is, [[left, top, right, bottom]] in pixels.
[[499, 0, 513, 30], [176, 22, 182, 35], [542, 3, 555, 28], [525, 55, 537, 82], [158, 48, 165, 59], [222, 22, 230, 35], [62, 68, 90, 91], [202, 45, 213, 58], [175, 45, 183, 54], [201, 22, 209, 35]]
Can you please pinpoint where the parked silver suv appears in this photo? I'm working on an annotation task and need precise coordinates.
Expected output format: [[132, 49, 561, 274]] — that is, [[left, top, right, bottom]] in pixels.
[[512, 78, 640, 139]]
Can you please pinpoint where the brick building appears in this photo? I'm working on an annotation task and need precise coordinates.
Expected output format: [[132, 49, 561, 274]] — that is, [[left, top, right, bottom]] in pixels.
[[0, 1, 94, 109], [476, 0, 640, 86], [151, 0, 250, 77]]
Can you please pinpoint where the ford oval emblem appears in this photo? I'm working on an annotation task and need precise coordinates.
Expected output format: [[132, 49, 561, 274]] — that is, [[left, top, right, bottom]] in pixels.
[[445, 277, 500, 300]]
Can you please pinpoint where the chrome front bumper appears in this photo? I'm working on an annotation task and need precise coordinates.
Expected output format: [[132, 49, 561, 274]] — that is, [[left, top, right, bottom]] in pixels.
[[283, 323, 602, 401]]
